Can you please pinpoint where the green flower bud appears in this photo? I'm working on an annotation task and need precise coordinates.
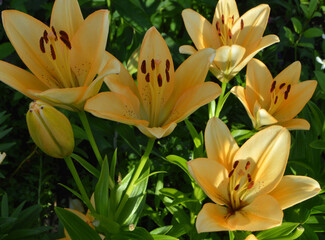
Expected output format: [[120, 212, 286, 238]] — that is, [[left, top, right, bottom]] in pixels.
[[26, 101, 74, 158]]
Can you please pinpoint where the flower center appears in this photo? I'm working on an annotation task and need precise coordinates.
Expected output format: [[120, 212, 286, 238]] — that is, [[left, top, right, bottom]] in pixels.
[[39, 26, 77, 88], [268, 80, 292, 115], [228, 160, 254, 211], [215, 14, 244, 46], [139, 58, 172, 127]]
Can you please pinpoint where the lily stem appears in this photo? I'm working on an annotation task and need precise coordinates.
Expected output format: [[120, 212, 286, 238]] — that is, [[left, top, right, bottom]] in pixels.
[[78, 111, 103, 166], [215, 81, 228, 118], [115, 138, 155, 218], [64, 156, 95, 212]]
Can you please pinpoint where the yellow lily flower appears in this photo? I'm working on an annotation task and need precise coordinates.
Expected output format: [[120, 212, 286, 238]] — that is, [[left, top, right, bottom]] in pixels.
[[231, 59, 317, 130], [180, 0, 279, 82], [245, 234, 258, 240], [188, 117, 320, 232], [0, 0, 119, 111], [85, 27, 221, 139]]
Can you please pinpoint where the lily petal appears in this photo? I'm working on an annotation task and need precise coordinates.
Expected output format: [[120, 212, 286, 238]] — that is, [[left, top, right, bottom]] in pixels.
[[256, 108, 278, 127], [231, 86, 254, 122], [2, 10, 59, 88], [273, 80, 317, 122], [137, 122, 177, 139], [278, 119, 310, 130], [269, 175, 321, 210], [70, 10, 109, 87], [85, 92, 147, 127], [182, 9, 219, 50], [0, 61, 48, 99], [196, 203, 231, 233], [273, 61, 301, 86], [188, 158, 229, 206], [179, 45, 197, 55], [246, 59, 273, 110], [229, 195, 283, 231], [205, 117, 239, 172], [233, 126, 290, 201], [165, 82, 221, 125], [50, 0, 84, 37], [214, 0, 239, 26]]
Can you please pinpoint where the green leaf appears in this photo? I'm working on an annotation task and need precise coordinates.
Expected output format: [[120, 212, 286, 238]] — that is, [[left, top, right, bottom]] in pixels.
[[112, 227, 153, 240], [303, 28, 324, 38], [5, 226, 51, 240], [165, 155, 191, 180], [91, 213, 120, 234], [55, 207, 102, 240], [284, 26, 295, 43], [58, 183, 82, 200], [308, 0, 318, 18], [110, 149, 118, 180], [291, 17, 302, 33], [0, 42, 14, 60], [94, 157, 110, 216], [1, 193, 8, 218], [152, 235, 179, 240], [150, 225, 173, 235], [185, 119, 204, 158], [13, 205, 42, 229], [256, 222, 300, 239], [71, 154, 100, 178], [314, 71, 325, 92], [309, 140, 325, 150]]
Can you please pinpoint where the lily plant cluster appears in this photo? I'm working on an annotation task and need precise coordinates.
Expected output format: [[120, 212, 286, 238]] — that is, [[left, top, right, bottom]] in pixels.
[[0, 0, 321, 238]]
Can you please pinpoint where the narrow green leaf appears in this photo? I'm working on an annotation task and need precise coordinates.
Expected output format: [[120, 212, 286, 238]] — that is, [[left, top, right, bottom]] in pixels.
[[309, 140, 325, 150], [71, 153, 100, 178], [95, 157, 110, 216], [135, 171, 166, 185], [110, 149, 118, 180], [150, 225, 173, 235], [291, 17, 302, 33], [58, 183, 82, 200], [1, 193, 8, 218], [165, 155, 191, 180], [256, 222, 299, 239], [152, 235, 179, 240], [314, 71, 325, 92], [10, 201, 26, 218]]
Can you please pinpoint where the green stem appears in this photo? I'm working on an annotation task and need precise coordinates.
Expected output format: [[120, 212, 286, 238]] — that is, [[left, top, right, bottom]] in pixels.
[[64, 156, 95, 212], [78, 111, 103, 166], [115, 138, 155, 218], [215, 81, 228, 118]]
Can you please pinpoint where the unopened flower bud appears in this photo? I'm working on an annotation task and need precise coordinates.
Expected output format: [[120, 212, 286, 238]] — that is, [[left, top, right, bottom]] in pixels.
[[26, 101, 74, 158]]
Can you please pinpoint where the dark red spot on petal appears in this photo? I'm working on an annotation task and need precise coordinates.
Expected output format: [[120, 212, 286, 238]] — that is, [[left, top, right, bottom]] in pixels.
[[151, 59, 155, 70], [157, 74, 162, 87], [50, 44, 56, 60], [270, 80, 276, 92], [141, 60, 146, 74], [145, 73, 150, 82], [279, 83, 286, 89], [39, 37, 45, 53]]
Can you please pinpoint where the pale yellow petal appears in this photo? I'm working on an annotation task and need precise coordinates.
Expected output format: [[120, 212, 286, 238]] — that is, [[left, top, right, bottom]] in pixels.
[[233, 126, 290, 201], [214, 0, 239, 24], [187, 158, 229, 206], [70, 10, 109, 87], [2, 10, 59, 88], [136, 122, 177, 139], [0, 61, 48, 99], [278, 118, 310, 130], [245, 234, 258, 240], [246, 59, 273, 110], [196, 203, 231, 233], [179, 45, 197, 55], [165, 82, 221, 125], [232, 34, 279, 75], [256, 108, 278, 127], [269, 175, 321, 210], [228, 195, 283, 231], [182, 9, 219, 50], [205, 117, 239, 172], [50, 0, 83, 37], [85, 92, 147, 127], [273, 80, 317, 122], [273, 61, 301, 86], [231, 86, 255, 122]]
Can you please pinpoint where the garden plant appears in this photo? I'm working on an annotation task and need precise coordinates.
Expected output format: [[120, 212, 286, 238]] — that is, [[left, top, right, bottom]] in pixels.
[[0, 0, 324, 239]]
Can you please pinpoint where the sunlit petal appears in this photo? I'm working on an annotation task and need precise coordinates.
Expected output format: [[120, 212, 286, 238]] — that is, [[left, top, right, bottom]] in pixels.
[[231, 86, 254, 122], [179, 45, 197, 55], [273, 61, 301, 86], [137, 122, 177, 139], [278, 119, 310, 130], [256, 108, 278, 126], [269, 175, 321, 210]]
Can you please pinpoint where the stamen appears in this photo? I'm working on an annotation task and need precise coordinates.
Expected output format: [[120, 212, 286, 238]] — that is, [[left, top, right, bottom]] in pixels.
[[270, 80, 276, 92], [43, 30, 49, 43], [59, 31, 72, 49], [286, 84, 291, 93], [234, 184, 240, 191], [241, 19, 244, 30], [231, 15, 234, 25], [157, 74, 162, 87], [216, 21, 220, 32], [165, 69, 170, 82], [166, 59, 170, 71], [50, 44, 56, 60], [245, 161, 250, 170], [222, 14, 225, 24], [233, 160, 239, 169], [284, 91, 289, 100], [247, 174, 252, 182], [228, 29, 232, 39], [141, 60, 146, 74], [145, 73, 150, 82], [51, 26, 58, 40], [39, 37, 45, 53], [247, 181, 254, 189], [279, 83, 286, 89], [228, 169, 234, 178], [274, 96, 278, 104], [151, 59, 155, 70]]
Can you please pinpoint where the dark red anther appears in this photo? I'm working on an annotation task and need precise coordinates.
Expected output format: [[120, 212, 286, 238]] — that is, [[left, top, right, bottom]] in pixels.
[[245, 161, 251, 170], [151, 59, 155, 70], [234, 184, 240, 191], [222, 14, 225, 24], [59, 31, 72, 49], [141, 60, 146, 74], [43, 30, 49, 43], [286, 84, 291, 93], [51, 26, 58, 40], [228, 29, 232, 39], [270, 80, 276, 92], [241, 19, 244, 30], [166, 59, 170, 71], [284, 91, 289, 100], [274, 96, 278, 104], [216, 21, 220, 31], [232, 15, 234, 24], [247, 173, 252, 182], [157, 74, 162, 87], [247, 181, 254, 189], [145, 73, 150, 82], [228, 169, 234, 178], [165, 69, 170, 82], [50, 44, 56, 60], [39, 37, 45, 53], [279, 83, 286, 89], [233, 160, 239, 169]]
